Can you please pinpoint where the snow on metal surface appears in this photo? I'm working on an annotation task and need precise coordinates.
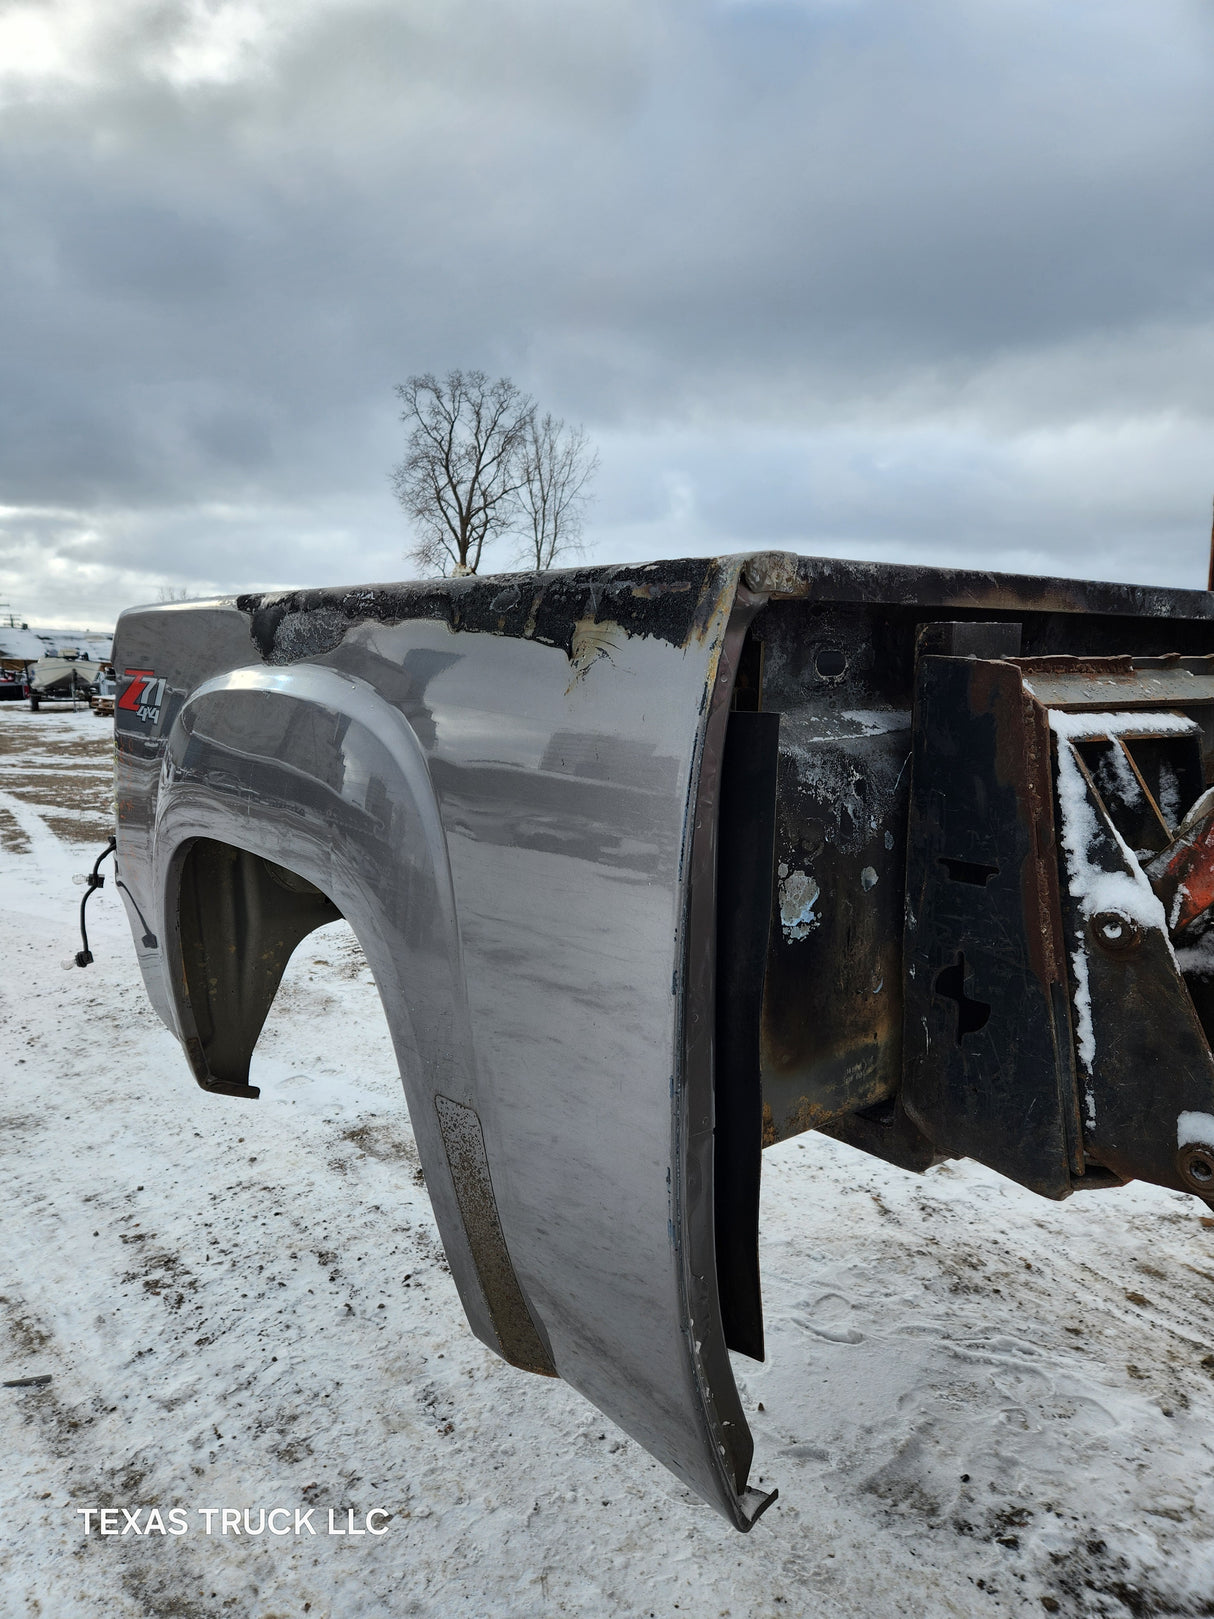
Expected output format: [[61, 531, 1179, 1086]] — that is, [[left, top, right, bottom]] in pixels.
[[1177, 1111, 1214, 1150], [1048, 710, 1197, 1109]]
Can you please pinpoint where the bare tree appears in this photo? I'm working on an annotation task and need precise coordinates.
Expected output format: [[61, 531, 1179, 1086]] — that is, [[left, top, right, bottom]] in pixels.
[[393, 370, 535, 576], [513, 413, 599, 571]]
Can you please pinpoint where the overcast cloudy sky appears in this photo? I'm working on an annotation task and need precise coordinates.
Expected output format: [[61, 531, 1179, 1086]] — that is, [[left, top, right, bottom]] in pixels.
[[1, 0, 1212, 627]]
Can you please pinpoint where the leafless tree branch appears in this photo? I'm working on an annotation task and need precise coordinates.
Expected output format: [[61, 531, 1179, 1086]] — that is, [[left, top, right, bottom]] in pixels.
[[393, 372, 598, 576], [391, 370, 535, 576], [512, 413, 599, 572]]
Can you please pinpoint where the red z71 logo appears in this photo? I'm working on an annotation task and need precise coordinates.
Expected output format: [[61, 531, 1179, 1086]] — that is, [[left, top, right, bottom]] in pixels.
[[119, 669, 168, 724]]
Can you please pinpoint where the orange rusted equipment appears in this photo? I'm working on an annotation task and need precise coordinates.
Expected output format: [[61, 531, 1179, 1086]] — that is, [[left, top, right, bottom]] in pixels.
[[1148, 790, 1214, 934]]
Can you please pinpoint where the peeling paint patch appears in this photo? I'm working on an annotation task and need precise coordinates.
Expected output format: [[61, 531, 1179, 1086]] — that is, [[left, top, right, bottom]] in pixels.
[[565, 618, 623, 690], [779, 869, 820, 941]]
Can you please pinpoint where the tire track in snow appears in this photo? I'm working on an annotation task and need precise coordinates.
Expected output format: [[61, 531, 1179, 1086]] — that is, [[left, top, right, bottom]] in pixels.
[[0, 787, 67, 865]]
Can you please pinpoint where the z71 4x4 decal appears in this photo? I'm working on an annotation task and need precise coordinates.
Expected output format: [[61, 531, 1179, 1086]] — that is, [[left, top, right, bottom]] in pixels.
[[118, 669, 167, 725]]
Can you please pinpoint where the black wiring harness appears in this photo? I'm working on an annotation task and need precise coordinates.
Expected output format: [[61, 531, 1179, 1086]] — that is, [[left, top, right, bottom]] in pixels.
[[73, 836, 116, 968]]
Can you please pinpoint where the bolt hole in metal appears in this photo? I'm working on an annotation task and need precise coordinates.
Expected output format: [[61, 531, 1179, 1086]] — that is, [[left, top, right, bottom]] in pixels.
[[1090, 909, 1142, 953], [815, 647, 847, 680], [1178, 1143, 1214, 1193]]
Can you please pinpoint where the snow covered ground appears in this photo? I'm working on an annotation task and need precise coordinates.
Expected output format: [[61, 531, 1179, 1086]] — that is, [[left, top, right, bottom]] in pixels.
[[3, 703, 1214, 1618]]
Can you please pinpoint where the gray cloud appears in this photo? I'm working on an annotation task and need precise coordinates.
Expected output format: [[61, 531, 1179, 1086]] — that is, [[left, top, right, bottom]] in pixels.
[[1, 0, 1212, 625]]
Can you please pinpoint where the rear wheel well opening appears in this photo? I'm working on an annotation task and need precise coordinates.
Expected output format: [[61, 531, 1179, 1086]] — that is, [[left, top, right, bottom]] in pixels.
[[173, 837, 343, 1098]]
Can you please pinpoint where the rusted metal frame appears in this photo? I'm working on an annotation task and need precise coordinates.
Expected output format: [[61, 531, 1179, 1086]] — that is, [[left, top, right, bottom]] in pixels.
[[1017, 679, 1088, 1182], [1016, 655, 1214, 715], [746, 552, 1214, 624], [1121, 733, 1206, 832], [758, 713, 912, 1143], [753, 596, 916, 1151], [901, 656, 1080, 1198], [1053, 738, 1214, 1193], [1088, 737, 1174, 852]]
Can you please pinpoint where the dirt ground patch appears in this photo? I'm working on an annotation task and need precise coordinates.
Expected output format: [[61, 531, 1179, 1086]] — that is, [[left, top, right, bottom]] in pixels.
[[0, 806, 30, 854], [41, 813, 115, 846], [0, 723, 110, 759], [0, 710, 115, 839]]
